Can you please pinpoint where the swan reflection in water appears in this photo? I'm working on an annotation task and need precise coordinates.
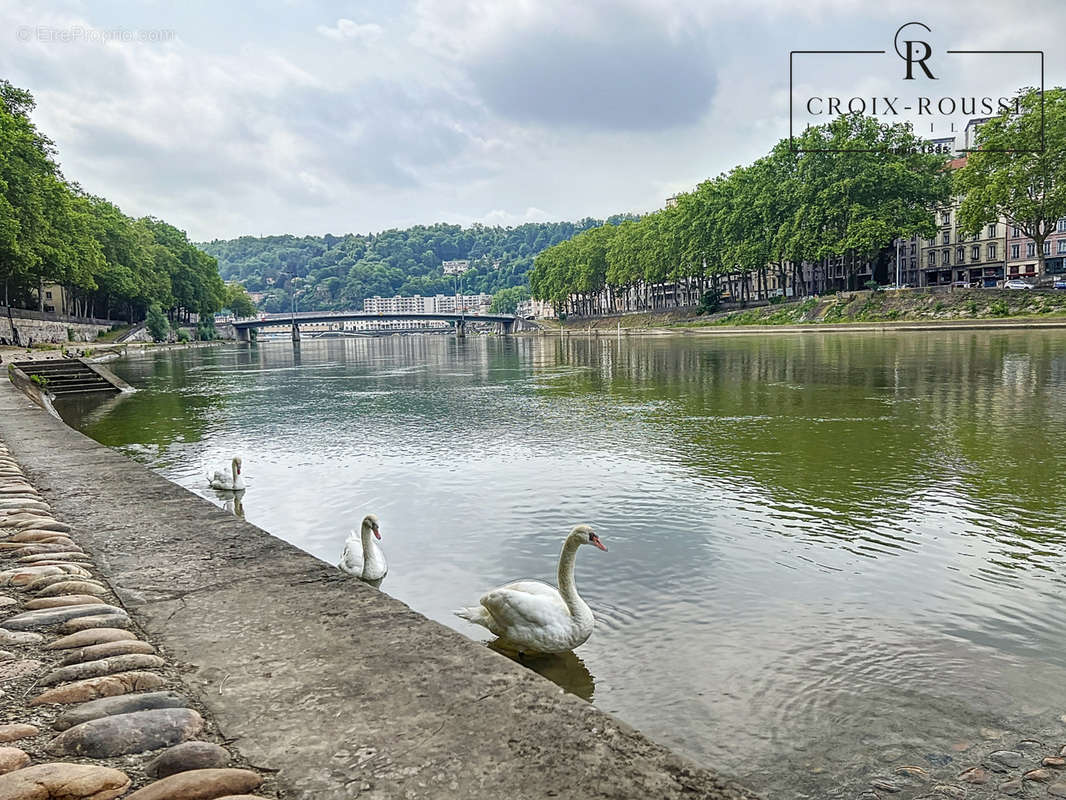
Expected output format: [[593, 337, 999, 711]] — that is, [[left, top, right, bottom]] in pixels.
[[223, 492, 245, 519], [210, 488, 245, 519], [487, 640, 596, 703]]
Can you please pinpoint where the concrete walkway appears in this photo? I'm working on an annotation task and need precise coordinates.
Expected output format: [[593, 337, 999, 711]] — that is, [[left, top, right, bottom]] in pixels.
[[0, 379, 760, 800]]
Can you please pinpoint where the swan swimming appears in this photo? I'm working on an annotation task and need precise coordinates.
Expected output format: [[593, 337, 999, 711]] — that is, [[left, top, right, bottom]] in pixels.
[[208, 456, 244, 491], [338, 513, 386, 581], [456, 524, 607, 654]]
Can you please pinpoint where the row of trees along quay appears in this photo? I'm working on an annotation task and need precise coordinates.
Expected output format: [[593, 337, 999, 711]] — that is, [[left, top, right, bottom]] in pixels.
[[529, 87, 1066, 319], [0, 80, 254, 327]]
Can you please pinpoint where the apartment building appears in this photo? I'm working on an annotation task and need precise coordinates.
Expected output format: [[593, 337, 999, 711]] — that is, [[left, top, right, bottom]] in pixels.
[[362, 293, 493, 315], [363, 295, 435, 315], [516, 298, 557, 319], [919, 202, 1006, 287], [1006, 220, 1066, 280]]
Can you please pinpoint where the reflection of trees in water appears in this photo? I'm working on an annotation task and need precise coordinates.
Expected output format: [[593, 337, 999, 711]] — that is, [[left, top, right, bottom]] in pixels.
[[530, 332, 1066, 564], [487, 640, 595, 703]]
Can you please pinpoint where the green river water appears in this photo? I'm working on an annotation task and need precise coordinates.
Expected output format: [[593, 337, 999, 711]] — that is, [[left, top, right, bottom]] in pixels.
[[54, 331, 1066, 798]]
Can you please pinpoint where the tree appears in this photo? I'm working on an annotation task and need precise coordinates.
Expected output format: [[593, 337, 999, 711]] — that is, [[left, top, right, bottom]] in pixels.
[[145, 303, 168, 341], [488, 285, 530, 314], [956, 87, 1066, 275], [0, 80, 228, 324], [224, 282, 257, 317]]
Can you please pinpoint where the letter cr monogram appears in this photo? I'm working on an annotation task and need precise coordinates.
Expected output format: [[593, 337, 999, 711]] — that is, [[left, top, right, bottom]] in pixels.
[[894, 22, 937, 80]]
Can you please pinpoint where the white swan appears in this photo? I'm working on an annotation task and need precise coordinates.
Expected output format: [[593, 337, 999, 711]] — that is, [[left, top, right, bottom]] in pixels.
[[455, 524, 607, 654], [208, 456, 244, 491], [338, 514, 386, 581]]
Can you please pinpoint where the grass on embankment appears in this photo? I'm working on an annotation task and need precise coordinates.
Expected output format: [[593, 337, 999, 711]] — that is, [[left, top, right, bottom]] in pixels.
[[679, 288, 1066, 327]]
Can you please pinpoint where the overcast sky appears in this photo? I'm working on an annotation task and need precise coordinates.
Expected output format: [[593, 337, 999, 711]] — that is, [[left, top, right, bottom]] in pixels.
[[1, 0, 1062, 241]]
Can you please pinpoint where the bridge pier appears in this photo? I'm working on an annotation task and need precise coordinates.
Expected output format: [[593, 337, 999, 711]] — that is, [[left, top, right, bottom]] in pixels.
[[455, 319, 466, 339], [236, 327, 250, 343], [291, 321, 301, 342]]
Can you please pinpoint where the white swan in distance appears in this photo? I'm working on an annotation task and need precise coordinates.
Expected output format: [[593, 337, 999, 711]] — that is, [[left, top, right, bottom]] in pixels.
[[338, 514, 387, 581], [208, 456, 244, 491], [455, 524, 607, 654]]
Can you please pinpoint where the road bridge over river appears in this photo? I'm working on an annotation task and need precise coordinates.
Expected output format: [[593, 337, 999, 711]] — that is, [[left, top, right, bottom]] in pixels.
[[231, 310, 529, 341]]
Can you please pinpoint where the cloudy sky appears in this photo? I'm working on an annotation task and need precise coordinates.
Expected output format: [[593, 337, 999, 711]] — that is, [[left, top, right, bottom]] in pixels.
[[1, 0, 1062, 241]]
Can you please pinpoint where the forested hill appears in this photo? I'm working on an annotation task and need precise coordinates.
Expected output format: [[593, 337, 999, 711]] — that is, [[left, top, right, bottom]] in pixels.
[[198, 217, 637, 313]]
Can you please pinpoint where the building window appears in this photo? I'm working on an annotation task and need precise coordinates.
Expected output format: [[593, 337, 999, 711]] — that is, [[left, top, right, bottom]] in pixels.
[[1059, 240, 1066, 254], [971, 245, 981, 262], [910, 258, 916, 269], [942, 231, 950, 244], [910, 243, 915, 255], [1058, 218, 1066, 232], [987, 243, 997, 260], [929, 251, 937, 267], [941, 249, 950, 265], [941, 211, 950, 225], [1027, 242, 1036, 257], [1013, 226, 1022, 238], [1011, 244, 1020, 259], [928, 238, 936, 247], [987, 223, 997, 238], [1044, 240, 1051, 255], [44, 291, 52, 299], [956, 246, 965, 263]]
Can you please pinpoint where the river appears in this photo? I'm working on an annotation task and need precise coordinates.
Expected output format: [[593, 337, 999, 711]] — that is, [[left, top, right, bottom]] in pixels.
[[54, 331, 1066, 798]]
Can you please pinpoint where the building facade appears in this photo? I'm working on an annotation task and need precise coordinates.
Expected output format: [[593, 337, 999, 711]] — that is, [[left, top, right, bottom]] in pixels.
[[362, 293, 493, 315], [516, 298, 557, 319]]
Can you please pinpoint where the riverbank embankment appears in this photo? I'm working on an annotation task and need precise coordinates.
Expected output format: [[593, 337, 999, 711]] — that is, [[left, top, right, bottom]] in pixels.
[[0, 377, 761, 800], [541, 288, 1066, 336]]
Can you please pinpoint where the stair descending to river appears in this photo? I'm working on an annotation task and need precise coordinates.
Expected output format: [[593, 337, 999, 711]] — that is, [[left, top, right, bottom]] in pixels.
[[12, 359, 123, 396]]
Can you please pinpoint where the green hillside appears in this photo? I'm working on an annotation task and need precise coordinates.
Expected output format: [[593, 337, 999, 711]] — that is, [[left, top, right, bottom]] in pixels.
[[199, 217, 637, 313]]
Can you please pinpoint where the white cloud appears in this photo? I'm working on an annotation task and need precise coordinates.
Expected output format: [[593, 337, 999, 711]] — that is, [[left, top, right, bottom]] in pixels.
[[0, 0, 1062, 242], [315, 19, 384, 44]]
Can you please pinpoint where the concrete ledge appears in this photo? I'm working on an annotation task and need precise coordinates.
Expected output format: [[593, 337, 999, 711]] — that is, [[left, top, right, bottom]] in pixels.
[[0, 380, 759, 800], [6, 363, 61, 419]]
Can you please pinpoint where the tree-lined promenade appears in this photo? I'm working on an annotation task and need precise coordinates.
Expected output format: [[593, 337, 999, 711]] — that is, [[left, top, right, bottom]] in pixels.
[[530, 88, 1066, 319], [0, 80, 252, 326]]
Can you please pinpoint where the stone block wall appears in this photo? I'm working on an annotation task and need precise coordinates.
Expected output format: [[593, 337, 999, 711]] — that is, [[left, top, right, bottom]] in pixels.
[[0, 313, 114, 345]]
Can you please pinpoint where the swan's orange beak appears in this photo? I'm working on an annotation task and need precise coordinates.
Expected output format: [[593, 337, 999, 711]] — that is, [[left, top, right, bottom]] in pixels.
[[590, 533, 607, 551], [374, 528, 381, 540]]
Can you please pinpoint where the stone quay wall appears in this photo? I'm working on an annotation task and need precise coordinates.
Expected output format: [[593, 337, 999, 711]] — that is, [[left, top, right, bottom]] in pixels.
[[1, 307, 116, 346], [0, 378, 761, 800]]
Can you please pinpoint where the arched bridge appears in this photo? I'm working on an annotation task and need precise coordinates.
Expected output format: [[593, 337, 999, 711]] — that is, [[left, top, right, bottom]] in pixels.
[[231, 310, 528, 341]]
